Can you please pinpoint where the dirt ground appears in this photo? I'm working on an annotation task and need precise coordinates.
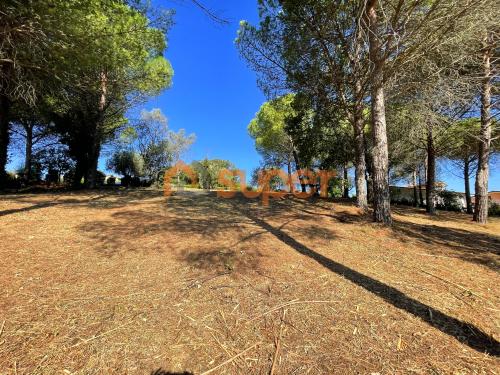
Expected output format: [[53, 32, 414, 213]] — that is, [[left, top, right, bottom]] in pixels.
[[0, 189, 499, 374]]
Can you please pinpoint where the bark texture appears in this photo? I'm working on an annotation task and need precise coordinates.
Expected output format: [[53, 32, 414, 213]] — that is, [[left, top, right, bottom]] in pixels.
[[426, 127, 436, 215], [353, 78, 368, 210], [474, 34, 492, 224], [463, 158, 473, 215], [23, 122, 33, 182], [87, 71, 107, 189], [367, 1, 392, 224], [343, 163, 349, 198], [412, 169, 418, 207], [0, 95, 10, 187]]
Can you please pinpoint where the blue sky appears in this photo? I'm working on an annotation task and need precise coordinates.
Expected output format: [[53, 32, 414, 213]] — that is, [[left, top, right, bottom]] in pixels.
[[137, 0, 265, 178], [141, 0, 499, 192], [7, 0, 499, 192]]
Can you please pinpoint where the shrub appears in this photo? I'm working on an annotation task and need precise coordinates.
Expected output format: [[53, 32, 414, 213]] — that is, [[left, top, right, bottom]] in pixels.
[[489, 202, 500, 217], [436, 191, 463, 212], [96, 171, 106, 186], [107, 176, 116, 186], [4, 172, 22, 189]]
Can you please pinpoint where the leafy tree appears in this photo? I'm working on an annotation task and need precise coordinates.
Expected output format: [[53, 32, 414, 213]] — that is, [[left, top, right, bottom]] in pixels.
[[34, 145, 74, 183], [446, 119, 481, 214], [114, 108, 195, 183], [44, 1, 174, 188], [0, 0, 69, 184], [248, 94, 298, 190], [133, 108, 173, 181], [191, 159, 235, 190], [238, 0, 498, 224], [237, 1, 370, 209], [106, 150, 144, 179], [0, 1, 174, 189], [9, 107, 56, 182]]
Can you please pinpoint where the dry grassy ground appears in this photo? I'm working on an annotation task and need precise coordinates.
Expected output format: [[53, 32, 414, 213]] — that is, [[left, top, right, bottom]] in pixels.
[[0, 189, 499, 374]]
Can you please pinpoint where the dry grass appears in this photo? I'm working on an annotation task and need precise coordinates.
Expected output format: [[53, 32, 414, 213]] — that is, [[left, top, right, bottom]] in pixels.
[[0, 189, 499, 374]]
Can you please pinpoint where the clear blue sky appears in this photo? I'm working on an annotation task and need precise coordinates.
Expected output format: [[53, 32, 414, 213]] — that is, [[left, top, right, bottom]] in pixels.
[[140, 0, 499, 192], [135, 0, 265, 179], [7, 0, 499, 192]]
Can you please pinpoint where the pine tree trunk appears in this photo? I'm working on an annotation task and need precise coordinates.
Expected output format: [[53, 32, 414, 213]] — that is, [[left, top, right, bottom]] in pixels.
[[293, 150, 306, 193], [0, 94, 10, 187], [87, 137, 101, 188], [367, 1, 391, 224], [73, 159, 85, 188], [464, 157, 473, 214], [343, 163, 349, 198], [412, 169, 418, 207], [24, 123, 33, 182], [88, 71, 107, 189], [353, 78, 368, 210], [474, 34, 492, 224], [418, 168, 424, 207], [426, 127, 436, 215], [287, 158, 293, 193]]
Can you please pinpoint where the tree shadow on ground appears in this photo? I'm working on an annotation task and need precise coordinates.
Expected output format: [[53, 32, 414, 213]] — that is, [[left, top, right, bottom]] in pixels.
[[0, 188, 164, 217], [77, 192, 261, 260], [272, 197, 499, 272], [392, 206, 477, 224], [151, 369, 193, 375], [72, 191, 500, 354], [391, 220, 500, 272], [233, 203, 500, 356]]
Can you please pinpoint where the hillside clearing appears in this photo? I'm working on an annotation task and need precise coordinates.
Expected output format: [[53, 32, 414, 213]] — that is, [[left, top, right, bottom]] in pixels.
[[0, 190, 499, 374]]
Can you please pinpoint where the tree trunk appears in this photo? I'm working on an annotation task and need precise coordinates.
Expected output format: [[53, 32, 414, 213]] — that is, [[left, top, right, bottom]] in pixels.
[[418, 168, 424, 207], [343, 163, 349, 198], [73, 159, 85, 188], [287, 158, 293, 193], [426, 127, 436, 215], [87, 71, 107, 189], [412, 169, 418, 207], [367, 1, 391, 224], [463, 157, 473, 214], [24, 122, 33, 182], [87, 137, 101, 188], [0, 95, 10, 187], [365, 150, 373, 204], [474, 33, 492, 224], [293, 150, 306, 193], [353, 78, 368, 210]]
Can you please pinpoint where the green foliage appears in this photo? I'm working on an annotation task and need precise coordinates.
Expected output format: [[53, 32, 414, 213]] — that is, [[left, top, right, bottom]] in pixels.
[[120, 108, 195, 182], [191, 159, 235, 190], [107, 150, 144, 178], [489, 202, 500, 217], [2, 0, 176, 188], [34, 145, 74, 181], [248, 94, 295, 158], [436, 191, 464, 212]]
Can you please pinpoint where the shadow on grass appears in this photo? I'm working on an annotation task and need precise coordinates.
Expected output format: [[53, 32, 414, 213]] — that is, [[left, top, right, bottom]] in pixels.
[[0, 199, 65, 216], [0, 189, 166, 217], [295, 200, 500, 272], [391, 220, 500, 271], [73, 191, 499, 354], [151, 369, 193, 375], [234, 203, 500, 356]]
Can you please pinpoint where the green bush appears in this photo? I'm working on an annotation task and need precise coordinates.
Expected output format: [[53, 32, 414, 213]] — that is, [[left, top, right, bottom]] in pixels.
[[436, 191, 463, 212], [489, 202, 500, 217]]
